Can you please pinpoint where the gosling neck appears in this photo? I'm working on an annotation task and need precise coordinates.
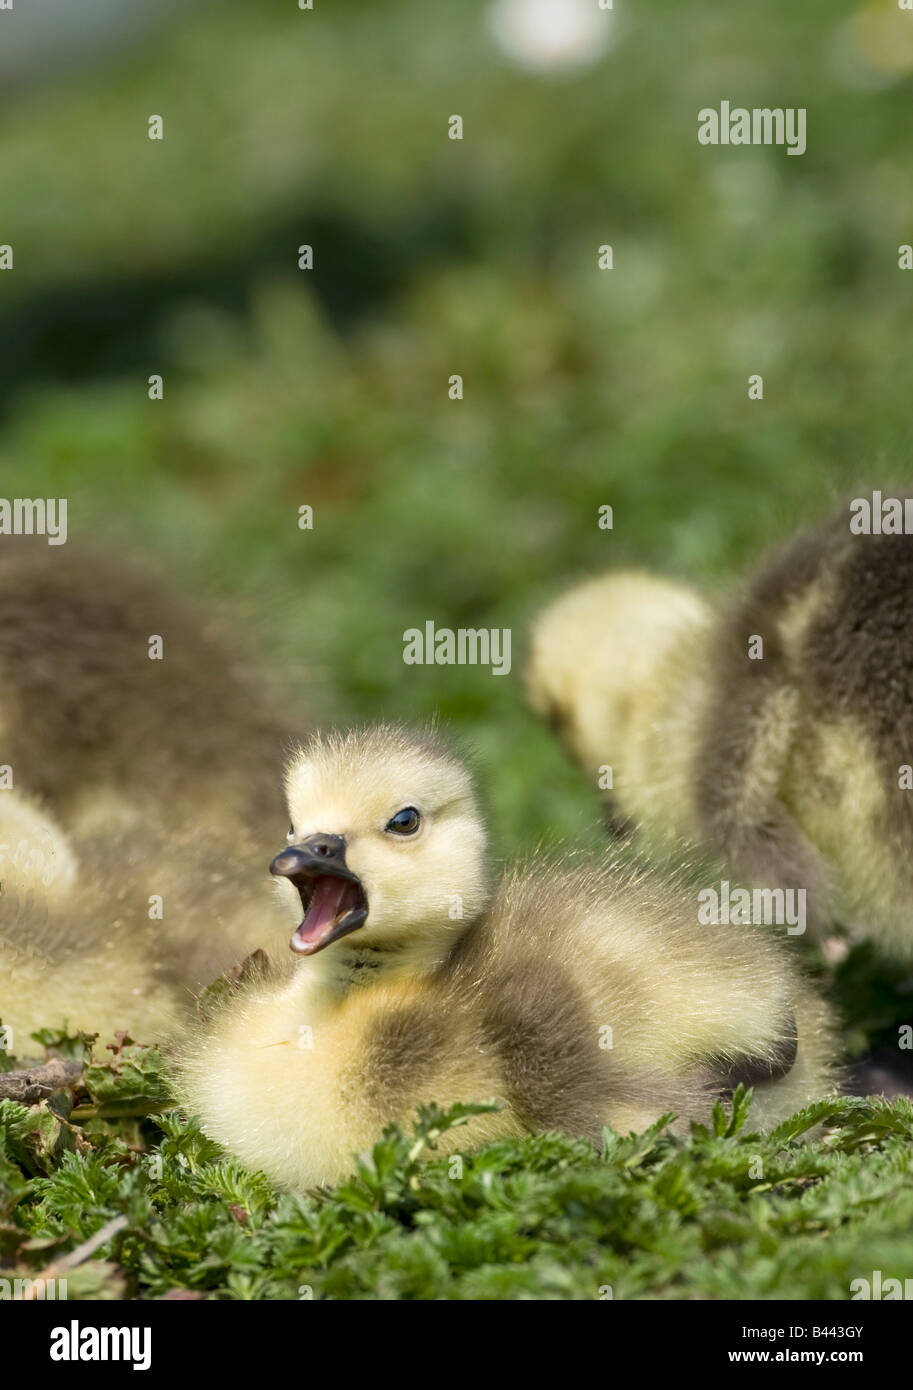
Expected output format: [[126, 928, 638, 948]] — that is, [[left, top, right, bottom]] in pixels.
[[302, 929, 464, 997]]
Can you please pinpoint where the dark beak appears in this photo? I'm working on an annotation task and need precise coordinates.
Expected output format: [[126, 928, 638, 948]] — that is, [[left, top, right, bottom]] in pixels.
[[270, 834, 369, 956], [270, 833, 360, 886]]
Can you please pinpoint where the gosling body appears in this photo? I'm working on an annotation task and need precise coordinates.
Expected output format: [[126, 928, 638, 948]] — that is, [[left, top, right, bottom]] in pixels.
[[0, 792, 279, 1046], [0, 538, 300, 839]]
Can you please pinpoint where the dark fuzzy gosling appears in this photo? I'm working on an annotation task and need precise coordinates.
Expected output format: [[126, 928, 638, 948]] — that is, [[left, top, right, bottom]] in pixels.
[[180, 726, 838, 1191], [0, 538, 301, 841], [527, 498, 913, 954]]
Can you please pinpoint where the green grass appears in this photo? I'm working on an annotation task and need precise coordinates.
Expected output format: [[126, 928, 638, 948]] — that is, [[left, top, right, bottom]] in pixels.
[[3, 0, 913, 1298], [2, 1036, 913, 1301]]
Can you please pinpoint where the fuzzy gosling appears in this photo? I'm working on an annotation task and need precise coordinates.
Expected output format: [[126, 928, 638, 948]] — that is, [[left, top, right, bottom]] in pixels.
[[180, 725, 838, 1192], [0, 793, 280, 1047], [527, 497, 913, 953]]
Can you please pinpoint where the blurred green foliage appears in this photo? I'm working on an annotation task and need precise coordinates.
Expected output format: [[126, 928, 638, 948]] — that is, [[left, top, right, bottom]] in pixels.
[[4, 0, 913, 851]]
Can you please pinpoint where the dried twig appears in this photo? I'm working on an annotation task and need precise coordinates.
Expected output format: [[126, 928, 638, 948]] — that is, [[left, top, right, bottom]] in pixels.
[[15, 1214, 129, 1300], [0, 1057, 83, 1103]]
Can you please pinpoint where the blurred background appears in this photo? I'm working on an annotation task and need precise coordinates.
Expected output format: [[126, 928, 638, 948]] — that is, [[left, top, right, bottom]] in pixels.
[[3, 0, 913, 881]]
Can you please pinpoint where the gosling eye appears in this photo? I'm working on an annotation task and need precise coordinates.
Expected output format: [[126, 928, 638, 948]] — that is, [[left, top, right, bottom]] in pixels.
[[385, 806, 422, 836], [286, 824, 295, 843]]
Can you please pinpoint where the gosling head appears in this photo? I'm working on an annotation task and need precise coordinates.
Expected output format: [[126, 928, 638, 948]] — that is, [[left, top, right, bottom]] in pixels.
[[270, 725, 489, 964], [526, 571, 710, 774]]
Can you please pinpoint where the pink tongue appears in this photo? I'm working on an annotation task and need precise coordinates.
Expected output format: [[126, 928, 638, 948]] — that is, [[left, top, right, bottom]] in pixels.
[[294, 876, 360, 948]]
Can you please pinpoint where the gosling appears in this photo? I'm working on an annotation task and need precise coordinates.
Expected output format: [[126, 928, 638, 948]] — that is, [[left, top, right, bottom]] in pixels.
[[179, 725, 838, 1192], [0, 791, 279, 1047], [0, 537, 302, 840], [527, 494, 913, 955]]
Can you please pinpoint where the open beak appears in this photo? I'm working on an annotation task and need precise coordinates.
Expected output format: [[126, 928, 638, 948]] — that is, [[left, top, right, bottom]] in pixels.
[[270, 834, 369, 956]]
